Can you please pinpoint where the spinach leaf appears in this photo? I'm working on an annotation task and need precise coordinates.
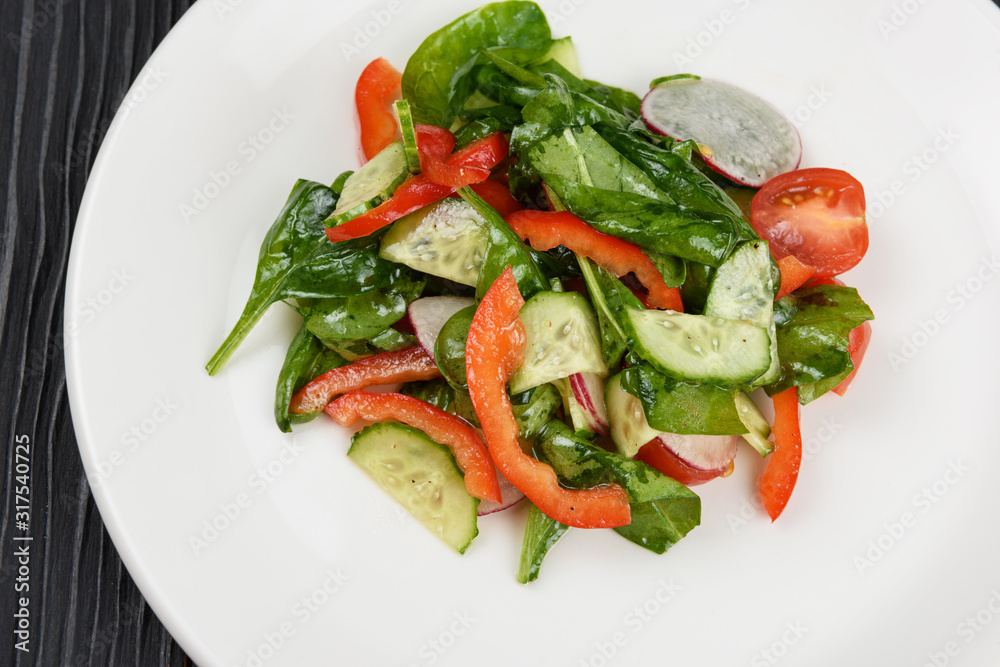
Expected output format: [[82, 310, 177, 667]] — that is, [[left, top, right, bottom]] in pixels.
[[274, 324, 347, 432], [511, 383, 563, 440], [643, 249, 686, 288], [517, 503, 569, 584], [400, 378, 456, 412], [525, 126, 664, 199], [535, 420, 701, 554], [402, 1, 552, 127], [434, 304, 476, 392], [544, 175, 738, 266], [207, 180, 406, 374], [457, 186, 548, 300], [621, 362, 744, 435], [303, 273, 425, 342], [577, 258, 640, 368], [765, 285, 874, 400]]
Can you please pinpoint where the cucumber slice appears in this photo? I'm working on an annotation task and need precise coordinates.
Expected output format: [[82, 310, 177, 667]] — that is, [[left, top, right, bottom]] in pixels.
[[735, 391, 773, 457], [509, 291, 608, 395], [395, 100, 421, 174], [325, 142, 409, 227], [348, 422, 479, 554], [622, 307, 771, 386], [606, 373, 661, 459], [532, 36, 581, 78], [704, 240, 779, 386], [380, 199, 488, 286]]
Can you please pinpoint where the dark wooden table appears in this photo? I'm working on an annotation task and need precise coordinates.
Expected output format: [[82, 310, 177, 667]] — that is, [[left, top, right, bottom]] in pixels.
[[2, 1, 999, 665]]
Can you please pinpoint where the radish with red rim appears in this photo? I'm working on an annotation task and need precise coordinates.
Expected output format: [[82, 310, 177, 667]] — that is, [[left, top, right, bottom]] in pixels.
[[477, 467, 526, 516], [636, 433, 739, 487], [408, 296, 475, 357], [641, 76, 801, 187]]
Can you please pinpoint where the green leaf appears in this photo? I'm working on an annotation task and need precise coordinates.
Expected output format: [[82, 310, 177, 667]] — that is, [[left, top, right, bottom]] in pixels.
[[402, 1, 552, 127], [400, 378, 456, 412], [517, 503, 569, 584], [434, 304, 476, 392], [303, 273, 425, 342], [535, 420, 701, 554], [577, 258, 634, 369], [543, 174, 738, 267], [765, 285, 874, 400], [457, 186, 548, 300], [274, 324, 347, 432], [621, 362, 745, 435], [511, 383, 563, 440]]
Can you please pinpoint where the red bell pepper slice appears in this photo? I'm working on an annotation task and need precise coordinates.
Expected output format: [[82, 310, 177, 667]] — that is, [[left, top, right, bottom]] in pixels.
[[326, 176, 520, 244], [415, 124, 507, 189], [758, 387, 802, 521], [356, 58, 402, 162], [506, 209, 684, 312], [289, 346, 440, 415], [775, 254, 816, 300], [325, 391, 502, 504], [465, 267, 631, 529]]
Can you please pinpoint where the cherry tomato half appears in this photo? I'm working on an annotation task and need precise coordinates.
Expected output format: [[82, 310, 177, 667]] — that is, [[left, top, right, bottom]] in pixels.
[[751, 168, 868, 279]]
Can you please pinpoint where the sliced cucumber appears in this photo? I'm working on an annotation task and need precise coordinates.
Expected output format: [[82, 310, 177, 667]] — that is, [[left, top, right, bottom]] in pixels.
[[606, 373, 661, 459], [325, 142, 409, 227], [622, 307, 771, 386], [704, 240, 779, 386], [509, 291, 607, 395], [532, 36, 581, 78], [380, 199, 488, 286], [348, 422, 479, 554], [735, 391, 773, 457], [394, 100, 421, 174]]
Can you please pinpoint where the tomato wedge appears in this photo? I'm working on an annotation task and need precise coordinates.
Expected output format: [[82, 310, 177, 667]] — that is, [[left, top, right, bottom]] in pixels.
[[751, 168, 868, 279], [289, 346, 440, 414], [465, 267, 631, 529], [356, 58, 402, 162], [758, 387, 802, 521], [506, 209, 683, 311], [325, 391, 502, 504]]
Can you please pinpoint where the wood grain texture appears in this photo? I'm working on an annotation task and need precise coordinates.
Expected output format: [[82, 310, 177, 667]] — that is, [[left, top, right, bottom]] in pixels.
[[1, 2, 194, 665], [2, 1, 1000, 666]]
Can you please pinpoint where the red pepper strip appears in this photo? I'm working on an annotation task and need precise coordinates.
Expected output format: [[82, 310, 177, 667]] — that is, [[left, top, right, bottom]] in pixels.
[[326, 174, 452, 242], [466, 267, 631, 529], [758, 387, 802, 521], [289, 346, 440, 415], [416, 124, 507, 188], [356, 58, 402, 162], [833, 320, 871, 396], [325, 391, 503, 504], [327, 174, 521, 243], [506, 209, 684, 312], [775, 255, 816, 300]]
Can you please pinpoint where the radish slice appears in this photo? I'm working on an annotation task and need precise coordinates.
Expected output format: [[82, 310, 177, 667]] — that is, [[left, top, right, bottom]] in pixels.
[[477, 467, 526, 516], [641, 77, 801, 187], [408, 296, 475, 357], [656, 432, 739, 474], [569, 372, 609, 437]]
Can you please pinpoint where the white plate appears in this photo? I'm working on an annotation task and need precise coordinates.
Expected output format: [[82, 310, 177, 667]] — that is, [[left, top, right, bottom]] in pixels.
[[66, 1, 1000, 665]]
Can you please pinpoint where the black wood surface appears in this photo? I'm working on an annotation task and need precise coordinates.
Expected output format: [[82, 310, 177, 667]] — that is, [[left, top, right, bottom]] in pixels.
[[2, 1, 999, 666]]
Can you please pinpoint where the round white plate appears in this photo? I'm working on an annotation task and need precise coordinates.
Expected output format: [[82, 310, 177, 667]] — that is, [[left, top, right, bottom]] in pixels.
[[66, 1, 1000, 665]]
